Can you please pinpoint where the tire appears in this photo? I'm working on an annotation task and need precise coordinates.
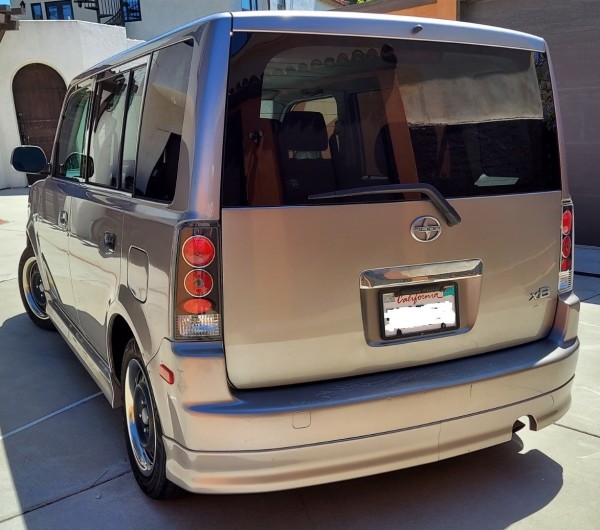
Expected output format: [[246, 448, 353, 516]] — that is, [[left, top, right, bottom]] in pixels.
[[18, 246, 55, 331], [121, 338, 178, 499]]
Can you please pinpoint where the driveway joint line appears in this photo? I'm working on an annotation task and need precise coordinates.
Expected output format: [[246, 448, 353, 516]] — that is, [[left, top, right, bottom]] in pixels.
[[0, 392, 103, 441], [555, 422, 600, 440], [0, 470, 132, 524], [575, 271, 600, 279], [579, 295, 600, 303]]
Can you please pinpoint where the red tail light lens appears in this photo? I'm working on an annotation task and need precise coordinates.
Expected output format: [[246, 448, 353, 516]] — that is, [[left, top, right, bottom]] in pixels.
[[182, 236, 215, 268], [561, 235, 572, 259], [561, 210, 573, 235], [558, 201, 574, 294], [182, 298, 213, 314], [184, 269, 213, 297]]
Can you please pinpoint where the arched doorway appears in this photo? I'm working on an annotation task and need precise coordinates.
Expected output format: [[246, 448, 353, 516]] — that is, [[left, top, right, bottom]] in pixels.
[[12, 64, 66, 182]]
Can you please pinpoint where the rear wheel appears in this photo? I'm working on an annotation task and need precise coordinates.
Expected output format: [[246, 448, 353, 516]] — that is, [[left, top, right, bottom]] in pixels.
[[18, 246, 55, 331], [121, 338, 177, 499]]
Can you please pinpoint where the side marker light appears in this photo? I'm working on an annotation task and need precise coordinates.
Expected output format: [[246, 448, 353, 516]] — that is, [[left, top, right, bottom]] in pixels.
[[159, 364, 174, 385]]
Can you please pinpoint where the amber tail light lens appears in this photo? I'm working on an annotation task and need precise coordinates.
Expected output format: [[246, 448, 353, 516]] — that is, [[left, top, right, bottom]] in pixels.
[[174, 224, 221, 340], [558, 200, 574, 294]]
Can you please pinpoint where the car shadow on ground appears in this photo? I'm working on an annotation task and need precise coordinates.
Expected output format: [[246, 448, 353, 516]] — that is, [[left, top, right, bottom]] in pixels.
[[18, 433, 564, 530], [0, 310, 128, 524], [574, 274, 600, 305], [148, 437, 563, 530], [0, 313, 564, 529]]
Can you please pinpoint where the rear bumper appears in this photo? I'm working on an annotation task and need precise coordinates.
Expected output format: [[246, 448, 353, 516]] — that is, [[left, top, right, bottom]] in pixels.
[[149, 328, 579, 493], [163, 376, 573, 493]]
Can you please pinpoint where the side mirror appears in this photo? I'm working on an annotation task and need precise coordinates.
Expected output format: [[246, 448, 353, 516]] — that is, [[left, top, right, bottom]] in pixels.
[[60, 152, 94, 179], [11, 146, 49, 174]]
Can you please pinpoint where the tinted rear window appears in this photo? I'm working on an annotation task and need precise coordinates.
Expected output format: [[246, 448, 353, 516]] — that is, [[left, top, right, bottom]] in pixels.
[[223, 33, 560, 207]]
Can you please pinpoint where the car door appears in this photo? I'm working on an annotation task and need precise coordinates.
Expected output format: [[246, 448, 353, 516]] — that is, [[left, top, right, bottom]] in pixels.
[[68, 70, 138, 358], [33, 83, 92, 326]]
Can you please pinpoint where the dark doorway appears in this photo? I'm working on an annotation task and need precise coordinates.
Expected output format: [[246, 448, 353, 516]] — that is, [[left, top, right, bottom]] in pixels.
[[13, 64, 66, 183], [45, 1, 74, 20]]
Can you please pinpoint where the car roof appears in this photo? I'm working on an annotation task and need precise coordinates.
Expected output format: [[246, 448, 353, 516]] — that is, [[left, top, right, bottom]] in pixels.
[[71, 11, 545, 86], [233, 11, 545, 52]]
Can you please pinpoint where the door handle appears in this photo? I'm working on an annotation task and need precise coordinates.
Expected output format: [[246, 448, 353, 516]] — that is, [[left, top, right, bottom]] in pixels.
[[59, 210, 68, 227], [103, 232, 116, 253]]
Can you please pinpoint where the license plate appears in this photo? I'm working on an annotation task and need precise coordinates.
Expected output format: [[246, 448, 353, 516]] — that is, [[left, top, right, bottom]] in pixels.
[[381, 283, 458, 339]]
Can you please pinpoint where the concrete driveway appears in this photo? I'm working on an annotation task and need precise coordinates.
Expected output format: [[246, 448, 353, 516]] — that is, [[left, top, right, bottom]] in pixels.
[[1, 188, 599, 529]]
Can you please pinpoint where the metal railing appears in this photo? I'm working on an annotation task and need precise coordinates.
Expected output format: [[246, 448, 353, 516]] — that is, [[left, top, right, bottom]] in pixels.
[[78, 0, 140, 26]]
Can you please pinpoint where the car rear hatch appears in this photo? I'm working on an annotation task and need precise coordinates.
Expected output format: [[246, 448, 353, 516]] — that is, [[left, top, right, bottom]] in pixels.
[[220, 24, 563, 389]]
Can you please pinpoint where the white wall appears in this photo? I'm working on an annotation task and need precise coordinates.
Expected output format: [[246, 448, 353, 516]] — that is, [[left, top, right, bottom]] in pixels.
[[124, 0, 240, 40], [11, 0, 98, 23], [121, 0, 338, 41], [275, 0, 335, 10], [10, 0, 333, 43], [0, 20, 139, 189]]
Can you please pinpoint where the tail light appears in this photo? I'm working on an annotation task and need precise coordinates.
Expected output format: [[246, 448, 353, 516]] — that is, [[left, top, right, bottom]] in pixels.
[[174, 224, 221, 340], [184, 269, 214, 297], [182, 235, 215, 268], [558, 200, 574, 293]]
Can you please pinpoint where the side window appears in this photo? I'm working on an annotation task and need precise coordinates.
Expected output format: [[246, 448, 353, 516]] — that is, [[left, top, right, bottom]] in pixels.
[[135, 40, 193, 202], [31, 3, 43, 19], [121, 67, 147, 192], [55, 83, 92, 180], [88, 73, 129, 188]]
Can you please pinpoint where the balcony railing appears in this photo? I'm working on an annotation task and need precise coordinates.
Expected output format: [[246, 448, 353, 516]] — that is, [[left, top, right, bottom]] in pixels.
[[76, 0, 141, 26]]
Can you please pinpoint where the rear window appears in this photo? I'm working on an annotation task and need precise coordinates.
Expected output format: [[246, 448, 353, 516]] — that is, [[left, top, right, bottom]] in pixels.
[[222, 33, 560, 207]]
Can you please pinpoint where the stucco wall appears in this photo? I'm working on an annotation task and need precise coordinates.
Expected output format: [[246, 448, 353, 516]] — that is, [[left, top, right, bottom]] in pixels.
[[9, 0, 336, 43], [463, 0, 600, 246], [389, 0, 457, 20], [123, 0, 240, 40], [278, 0, 337, 10], [82, 0, 338, 41], [0, 20, 138, 189], [11, 0, 98, 23], [335, 0, 458, 20]]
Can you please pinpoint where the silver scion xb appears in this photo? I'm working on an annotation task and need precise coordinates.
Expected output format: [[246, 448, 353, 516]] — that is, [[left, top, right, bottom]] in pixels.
[[11, 12, 579, 498]]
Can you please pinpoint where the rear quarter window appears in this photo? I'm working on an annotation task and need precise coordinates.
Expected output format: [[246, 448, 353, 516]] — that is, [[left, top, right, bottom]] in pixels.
[[135, 40, 193, 203]]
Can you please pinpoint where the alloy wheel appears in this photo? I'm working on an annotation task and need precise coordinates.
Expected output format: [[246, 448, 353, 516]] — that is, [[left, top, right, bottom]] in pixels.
[[124, 358, 157, 476]]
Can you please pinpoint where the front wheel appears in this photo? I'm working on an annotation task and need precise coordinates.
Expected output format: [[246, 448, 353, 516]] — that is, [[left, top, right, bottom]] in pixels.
[[18, 246, 55, 331], [121, 338, 178, 499]]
